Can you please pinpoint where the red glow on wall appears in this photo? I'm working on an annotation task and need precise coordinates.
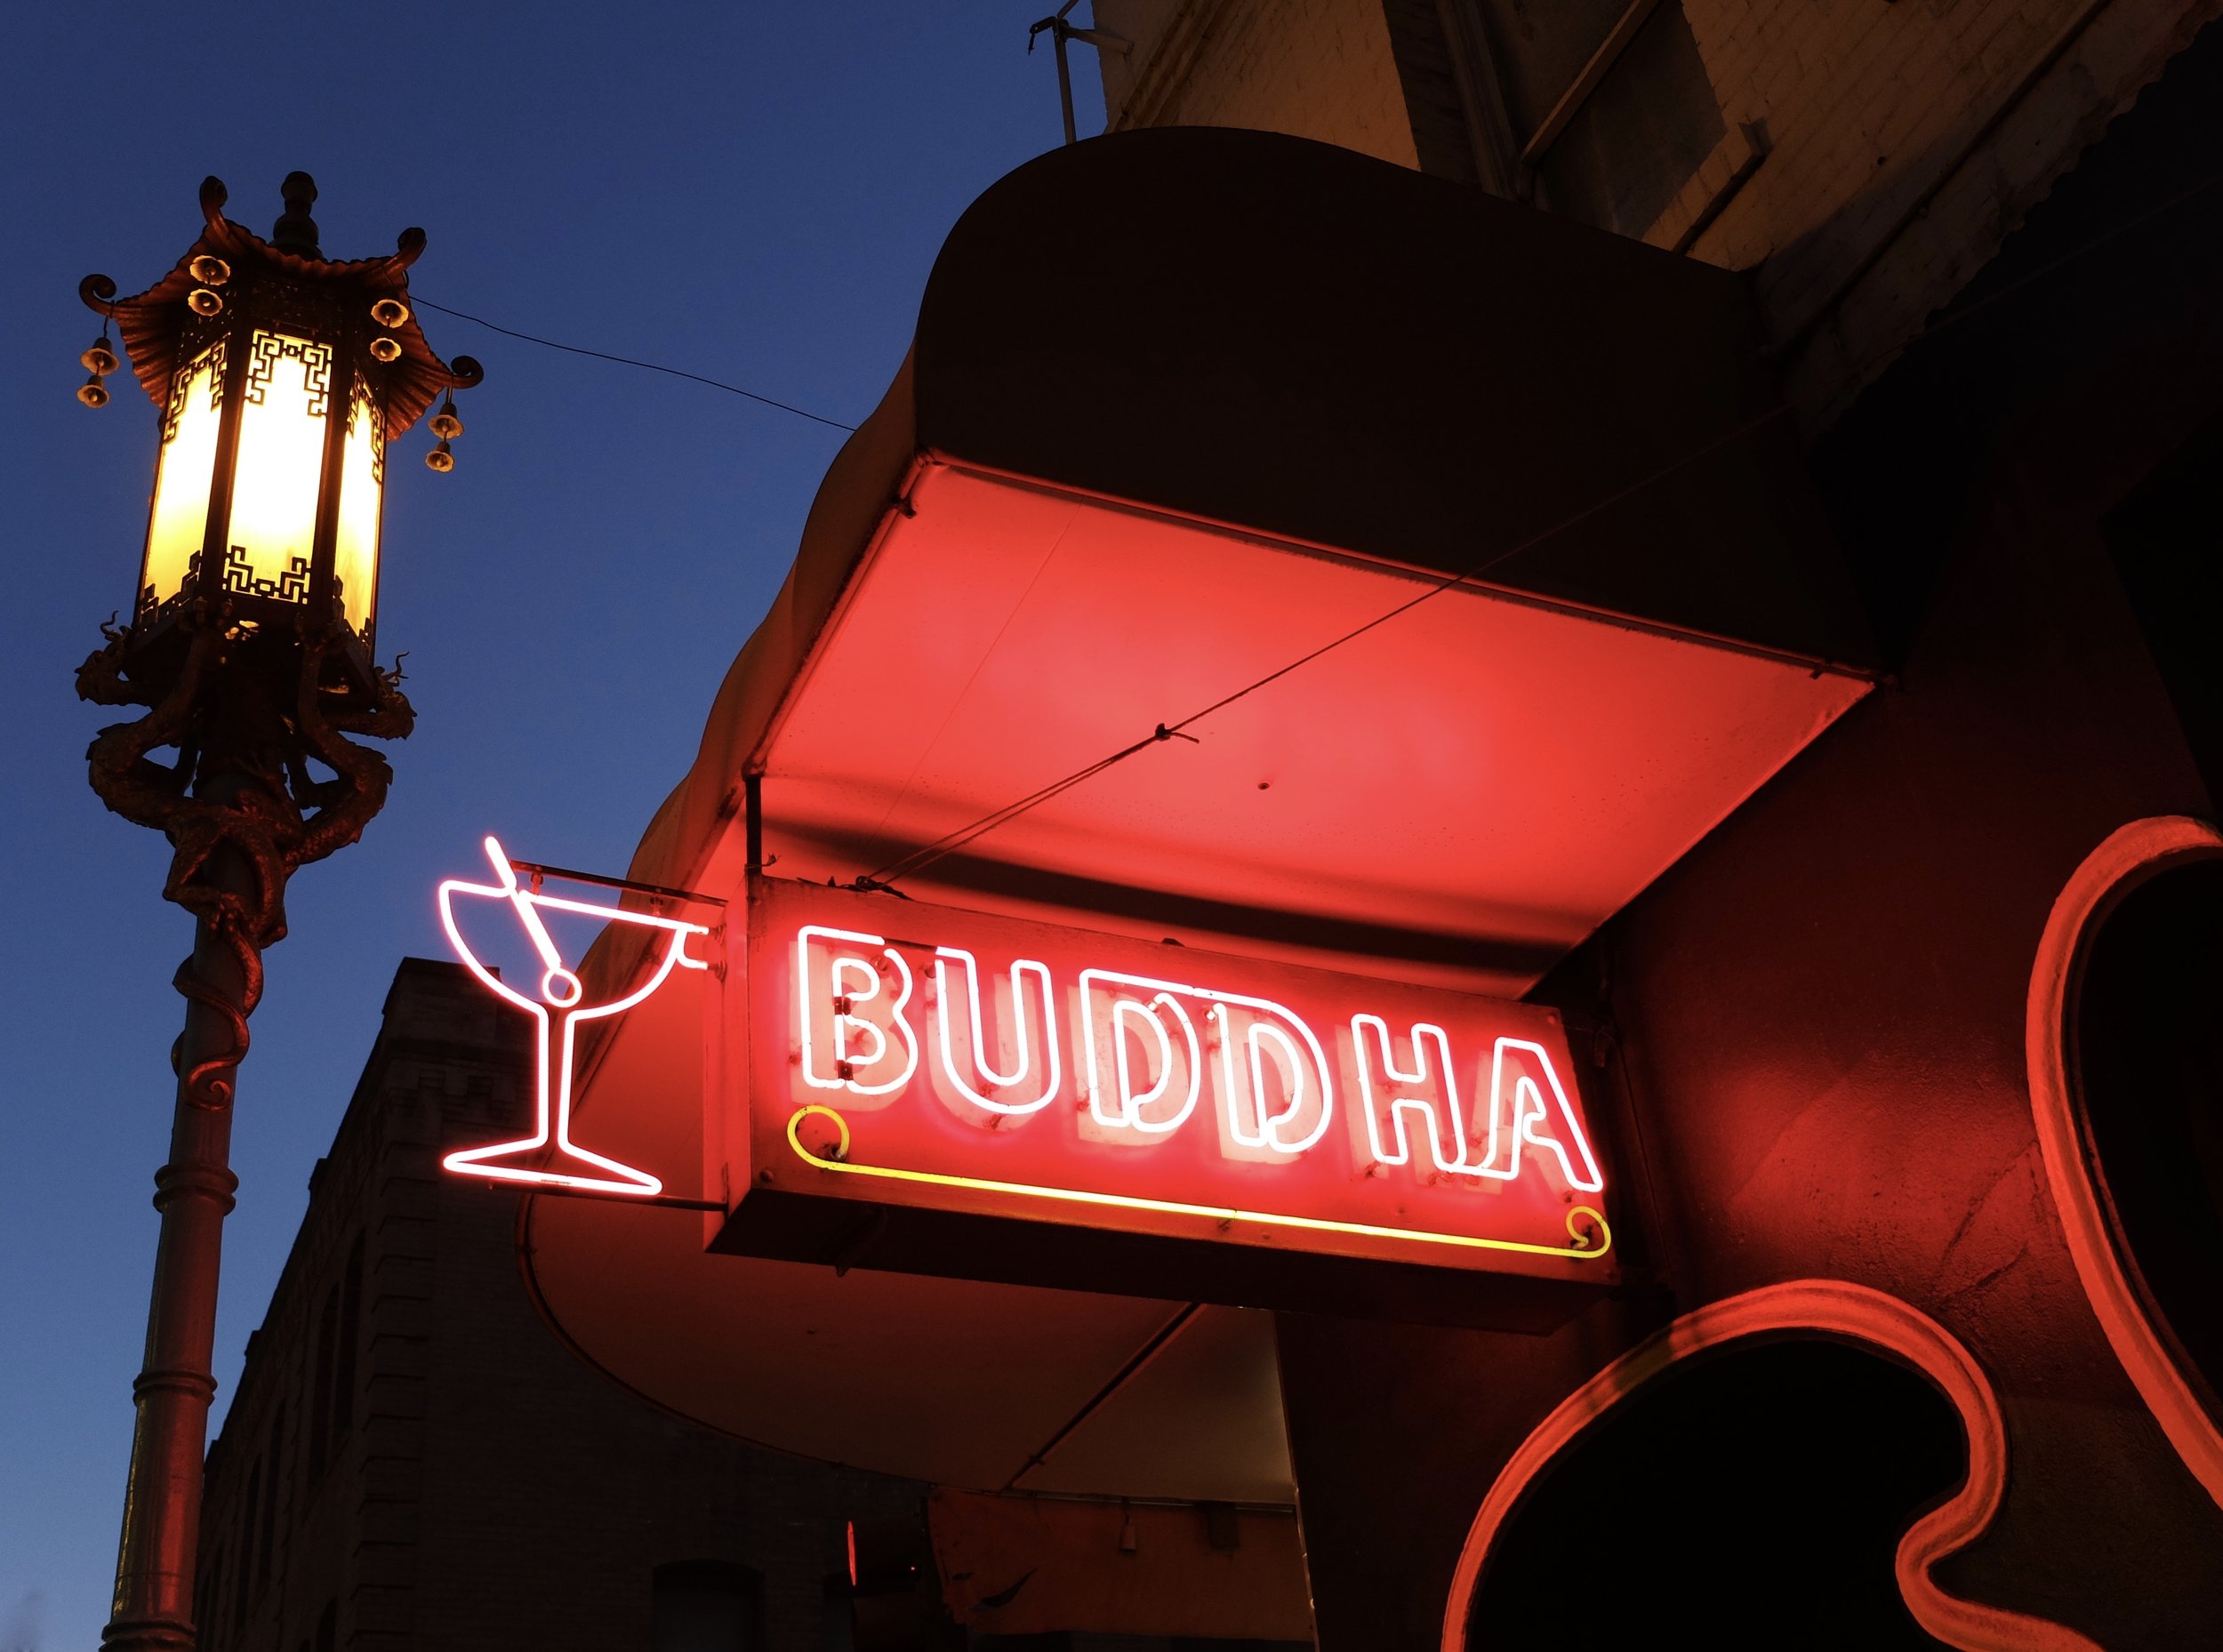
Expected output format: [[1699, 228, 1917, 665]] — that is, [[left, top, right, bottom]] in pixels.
[[741, 881, 1611, 1275]]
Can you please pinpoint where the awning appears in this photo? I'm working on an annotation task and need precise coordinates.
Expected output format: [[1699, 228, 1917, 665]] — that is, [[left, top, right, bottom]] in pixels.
[[519, 127, 1876, 1503]]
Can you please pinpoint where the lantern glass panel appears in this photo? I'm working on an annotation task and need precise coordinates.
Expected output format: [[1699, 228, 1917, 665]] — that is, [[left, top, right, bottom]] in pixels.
[[226, 330, 332, 604], [141, 339, 226, 616], [333, 381, 383, 636]]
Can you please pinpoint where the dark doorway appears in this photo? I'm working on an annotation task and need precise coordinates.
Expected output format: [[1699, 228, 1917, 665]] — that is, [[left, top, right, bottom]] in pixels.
[[1466, 1338, 1964, 1649], [652, 1560, 765, 1652], [2076, 855, 2223, 1415]]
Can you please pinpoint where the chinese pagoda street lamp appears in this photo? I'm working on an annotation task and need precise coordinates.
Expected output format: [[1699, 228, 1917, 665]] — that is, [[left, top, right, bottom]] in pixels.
[[74, 172, 480, 1652]]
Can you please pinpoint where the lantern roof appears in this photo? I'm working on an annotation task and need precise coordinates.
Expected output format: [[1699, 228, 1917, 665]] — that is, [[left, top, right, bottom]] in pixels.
[[79, 174, 482, 438]]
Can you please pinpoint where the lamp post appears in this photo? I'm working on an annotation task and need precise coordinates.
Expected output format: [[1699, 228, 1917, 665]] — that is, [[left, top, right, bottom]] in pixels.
[[74, 172, 481, 1652]]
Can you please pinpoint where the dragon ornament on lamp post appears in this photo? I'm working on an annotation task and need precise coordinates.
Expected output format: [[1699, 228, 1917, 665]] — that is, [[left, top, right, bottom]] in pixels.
[[73, 172, 481, 1652]]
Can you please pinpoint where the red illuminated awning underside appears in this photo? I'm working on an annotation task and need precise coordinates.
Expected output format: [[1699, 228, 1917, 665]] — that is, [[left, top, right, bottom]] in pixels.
[[521, 129, 1879, 1502]]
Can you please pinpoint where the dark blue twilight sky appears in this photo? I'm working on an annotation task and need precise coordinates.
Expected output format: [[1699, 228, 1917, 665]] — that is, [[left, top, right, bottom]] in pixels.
[[0, 6, 1094, 1643]]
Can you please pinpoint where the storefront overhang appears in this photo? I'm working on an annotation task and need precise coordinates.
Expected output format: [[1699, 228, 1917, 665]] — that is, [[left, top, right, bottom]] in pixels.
[[662, 125, 1874, 995], [518, 128, 1878, 1503]]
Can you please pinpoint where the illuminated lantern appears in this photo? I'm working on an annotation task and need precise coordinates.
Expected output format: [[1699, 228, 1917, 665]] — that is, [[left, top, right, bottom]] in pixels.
[[79, 172, 480, 703], [74, 173, 484, 1652]]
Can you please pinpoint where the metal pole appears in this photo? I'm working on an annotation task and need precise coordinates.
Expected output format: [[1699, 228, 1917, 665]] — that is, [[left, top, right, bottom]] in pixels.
[[1054, 23, 1078, 146], [80, 616, 412, 1652], [103, 807, 261, 1652], [76, 172, 445, 1652], [1031, 7, 1130, 145], [744, 770, 764, 873]]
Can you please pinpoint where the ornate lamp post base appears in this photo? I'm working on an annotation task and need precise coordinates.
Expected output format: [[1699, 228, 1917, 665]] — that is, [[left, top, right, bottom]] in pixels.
[[82, 621, 413, 1652], [101, 878, 247, 1652]]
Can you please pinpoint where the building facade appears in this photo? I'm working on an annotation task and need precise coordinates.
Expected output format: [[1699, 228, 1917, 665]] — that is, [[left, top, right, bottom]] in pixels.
[[211, 7, 2223, 1651], [194, 960, 933, 1652], [1091, 0, 2217, 421], [1072, 5, 2223, 1647]]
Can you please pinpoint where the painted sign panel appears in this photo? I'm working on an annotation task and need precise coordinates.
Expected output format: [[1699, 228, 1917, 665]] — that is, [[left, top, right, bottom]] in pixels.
[[734, 880, 1613, 1279]]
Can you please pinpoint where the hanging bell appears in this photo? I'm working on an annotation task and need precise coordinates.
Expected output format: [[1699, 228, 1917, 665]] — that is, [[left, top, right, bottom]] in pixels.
[[425, 439, 455, 473], [428, 397, 464, 441], [76, 373, 110, 408], [370, 297, 411, 328], [188, 287, 224, 317], [188, 254, 231, 285], [81, 334, 119, 376], [368, 336, 403, 363]]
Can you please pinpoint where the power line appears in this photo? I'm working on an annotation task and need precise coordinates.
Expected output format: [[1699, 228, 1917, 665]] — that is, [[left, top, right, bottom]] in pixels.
[[410, 298, 859, 433], [861, 161, 2223, 889]]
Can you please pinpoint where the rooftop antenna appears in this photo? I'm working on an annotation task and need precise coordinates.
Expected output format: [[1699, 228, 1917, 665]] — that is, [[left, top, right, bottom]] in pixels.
[[1029, 2, 1131, 146]]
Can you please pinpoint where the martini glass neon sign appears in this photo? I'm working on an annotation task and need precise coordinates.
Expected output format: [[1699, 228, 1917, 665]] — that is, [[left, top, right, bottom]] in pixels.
[[437, 836, 710, 1196]]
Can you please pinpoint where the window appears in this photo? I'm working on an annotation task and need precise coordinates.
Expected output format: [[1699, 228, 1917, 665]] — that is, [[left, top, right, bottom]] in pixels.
[[308, 1232, 364, 1483], [1467, 0, 1724, 237], [309, 1284, 338, 1476], [196, 1543, 223, 1641], [334, 1235, 364, 1439], [651, 1561, 764, 1652], [255, 1407, 284, 1589], [232, 1465, 258, 1640]]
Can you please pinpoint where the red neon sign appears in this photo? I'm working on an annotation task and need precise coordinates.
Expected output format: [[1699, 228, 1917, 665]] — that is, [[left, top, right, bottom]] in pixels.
[[737, 881, 1611, 1276], [437, 836, 710, 1197]]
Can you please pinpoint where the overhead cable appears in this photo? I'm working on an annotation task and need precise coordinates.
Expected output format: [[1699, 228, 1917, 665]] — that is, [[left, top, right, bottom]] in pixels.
[[410, 297, 859, 432]]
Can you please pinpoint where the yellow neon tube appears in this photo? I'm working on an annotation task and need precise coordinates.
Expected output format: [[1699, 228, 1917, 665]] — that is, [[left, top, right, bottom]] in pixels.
[[783, 1104, 1611, 1262]]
